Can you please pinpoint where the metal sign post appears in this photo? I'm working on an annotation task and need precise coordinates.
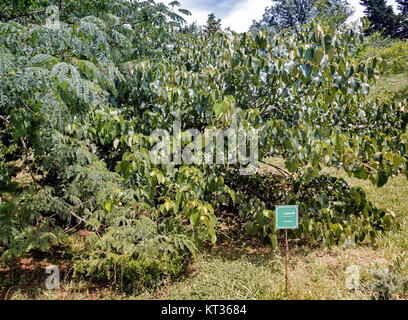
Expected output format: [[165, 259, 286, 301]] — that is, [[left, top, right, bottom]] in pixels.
[[275, 205, 299, 295]]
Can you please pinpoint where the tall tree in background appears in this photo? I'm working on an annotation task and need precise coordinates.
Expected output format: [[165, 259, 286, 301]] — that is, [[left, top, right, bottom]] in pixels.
[[205, 13, 221, 34], [396, 0, 408, 38], [315, 0, 354, 24], [360, 0, 398, 37], [179, 22, 201, 34], [396, 0, 408, 14], [250, 0, 352, 32], [253, 0, 316, 30]]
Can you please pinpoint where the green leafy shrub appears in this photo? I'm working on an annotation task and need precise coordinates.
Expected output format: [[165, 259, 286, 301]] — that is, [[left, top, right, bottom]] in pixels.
[[293, 175, 396, 247], [68, 214, 196, 291], [0, 187, 64, 262], [73, 253, 190, 292], [355, 34, 408, 75], [227, 172, 397, 249]]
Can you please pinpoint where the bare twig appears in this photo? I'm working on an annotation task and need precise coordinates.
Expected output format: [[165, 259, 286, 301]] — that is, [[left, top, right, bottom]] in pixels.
[[19, 98, 35, 114], [259, 160, 291, 176], [360, 162, 376, 173], [63, 222, 81, 234], [0, 114, 10, 125]]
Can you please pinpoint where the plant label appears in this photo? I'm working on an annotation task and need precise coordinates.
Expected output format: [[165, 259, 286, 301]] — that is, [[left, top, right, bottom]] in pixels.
[[275, 205, 298, 230]]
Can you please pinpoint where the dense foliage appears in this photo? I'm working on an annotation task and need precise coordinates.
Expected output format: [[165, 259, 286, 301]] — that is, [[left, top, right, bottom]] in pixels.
[[355, 34, 408, 75], [360, 0, 408, 38], [0, 0, 407, 290]]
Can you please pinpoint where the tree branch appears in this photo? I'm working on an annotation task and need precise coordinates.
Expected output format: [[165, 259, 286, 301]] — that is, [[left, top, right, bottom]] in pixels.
[[259, 160, 291, 176], [0, 3, 8, 15], [0, 114, 10, 125]]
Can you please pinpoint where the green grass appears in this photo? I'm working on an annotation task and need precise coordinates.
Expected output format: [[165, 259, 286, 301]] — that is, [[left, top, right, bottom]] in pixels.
[[135, 164, 408, 300], [369, 73, 408, 103], [2, 160, 408, 300]]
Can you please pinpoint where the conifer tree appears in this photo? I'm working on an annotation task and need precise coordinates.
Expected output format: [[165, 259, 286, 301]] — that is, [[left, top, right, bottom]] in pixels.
[[396, 0, 408, 38], [360, 0, 398, 37], [205, 13, 221, 34], [396, 0, 408, 14]]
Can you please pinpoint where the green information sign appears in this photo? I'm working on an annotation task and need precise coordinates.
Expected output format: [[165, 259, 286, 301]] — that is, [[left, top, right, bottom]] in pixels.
[[275, 205, 298, 230]]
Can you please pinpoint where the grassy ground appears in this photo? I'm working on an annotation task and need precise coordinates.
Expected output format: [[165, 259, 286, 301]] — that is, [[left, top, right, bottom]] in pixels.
[[2, 161, 407, 300], [370, 73, 408, 103], [132, 165, 408, 300]]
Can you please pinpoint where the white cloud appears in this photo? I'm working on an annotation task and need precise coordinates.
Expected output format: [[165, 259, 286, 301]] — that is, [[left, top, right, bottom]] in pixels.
[[179, 0, 271, 32], [179, 0, 210, 26], [222, 0, 272, 32], [348, 0, 365, 20], [178, 0, 401, 33]]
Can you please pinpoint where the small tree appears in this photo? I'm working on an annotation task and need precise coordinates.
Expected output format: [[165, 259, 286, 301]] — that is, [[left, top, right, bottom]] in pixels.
[[206, 13, 221, 34]]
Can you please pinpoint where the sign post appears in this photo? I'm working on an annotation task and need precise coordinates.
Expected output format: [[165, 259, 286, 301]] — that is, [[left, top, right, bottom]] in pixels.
[[275, 205, 298, 295]]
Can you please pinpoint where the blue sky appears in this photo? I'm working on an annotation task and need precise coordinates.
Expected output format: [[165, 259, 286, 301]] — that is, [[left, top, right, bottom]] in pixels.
[[178, 0, 399, 33]]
